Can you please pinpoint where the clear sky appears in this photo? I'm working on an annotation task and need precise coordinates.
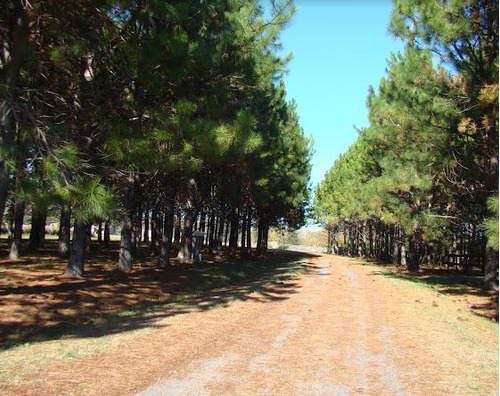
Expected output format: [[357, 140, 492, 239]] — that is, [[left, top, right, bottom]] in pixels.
[[279, 0, 404, 189]]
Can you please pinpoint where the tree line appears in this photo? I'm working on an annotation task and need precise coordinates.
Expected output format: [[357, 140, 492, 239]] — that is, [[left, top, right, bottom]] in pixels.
[[0, 0, 311, 276], [313, 0, 498, 288]]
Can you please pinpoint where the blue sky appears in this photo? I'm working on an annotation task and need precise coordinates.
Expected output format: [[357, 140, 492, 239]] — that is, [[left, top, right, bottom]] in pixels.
[[278, 0, 404, 188]]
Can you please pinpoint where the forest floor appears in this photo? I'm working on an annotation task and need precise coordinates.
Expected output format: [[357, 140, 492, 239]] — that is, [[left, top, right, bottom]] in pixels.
[[0, 241, 498, 395]]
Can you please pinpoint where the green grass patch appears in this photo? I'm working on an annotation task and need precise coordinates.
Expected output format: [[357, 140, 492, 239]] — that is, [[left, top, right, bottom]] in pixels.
[[376, 270, 484, 294]]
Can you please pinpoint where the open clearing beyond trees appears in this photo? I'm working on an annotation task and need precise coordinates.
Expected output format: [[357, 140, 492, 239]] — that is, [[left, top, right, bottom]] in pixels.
[[0, 244, 497, 395]]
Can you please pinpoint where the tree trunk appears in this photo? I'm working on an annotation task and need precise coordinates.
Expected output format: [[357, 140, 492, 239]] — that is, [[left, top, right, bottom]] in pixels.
[[256, 219, 264, 255], [383, 225, 390, 262], [118, 211, 133, 271], [262, 223, 269, 253], [0, 169, 8, 228], [58, 203, 71, 258], [136, 206, 142, 244], [199, 211, 206, 234], [406, 234, 420, 272], [86, 223, 93, 251], [368, 221, 373, 257], [143, 210, 150, 243], [28, 205, 47, 251], [392, 227, 400, 265], [178, 211, 193, 261], [151, 210, 162, 255], [216, 214, 225, 258], [104, 220, 110, 246], [484, 247, 499, 290], [229, 208, 239, 257], [8, 199, 24, 259], [150, 209, 157, 252], [160, 198, 174, 267], [333, 232, 339, 254], [97, 221, 103, 243], [174, 210, 181, 245], [400, 237, 408, 268], [359, 221, 366, 257], [0, 1, 29, 228], [118, 175, 137, 272], [348, 224, 355, 256], [246, 209, 252, 255], [240, 210, 247, 258], [131, 211, 138, 256], [208, 212, 216, 253], [65, 219, 87, 277], [150, 210, 159, 254], [224, 218, 230, 247]]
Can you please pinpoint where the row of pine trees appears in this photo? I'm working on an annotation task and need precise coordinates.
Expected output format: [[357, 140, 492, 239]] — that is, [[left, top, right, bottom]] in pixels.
[[0, 0, 311, 276], [314, 0, 498, 288]]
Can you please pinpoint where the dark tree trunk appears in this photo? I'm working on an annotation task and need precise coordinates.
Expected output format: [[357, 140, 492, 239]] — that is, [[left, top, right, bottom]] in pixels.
[[216, 214, 225, 258], [160, 198, 175, 267], [136, 206, 142, 244], [0, 2, 29, 228], [229, 208, 239, 257], [256, 220, 264, 255], [151, 210, 162, 255], [174, 210, 181, 245], [208, 212, 216, 253], [0, 170, 8, 228], [104, 220, 111, 246], [131, 210, 138, 256], [383, 225, 390, 262], [224, 218, 230, 247], [143, 209, 150, 243], [246, 209, 252, 255], [257, 219, 269, 254], [199, 211, 206, 234], [28, 205, 47, 251], [263, 223, 269, 253], [349, 224, 355, 256], [58, 203, 71, 258], [65, 219, 87, 277], [484, 247, 499, 290], [9, 199, 24, 259], [150, 209, 157, 252], [97, 221, 103, 243], [368, 221, 373, 257], [407, 234, 420, 272], [118, 175, 137, 272], [86, 223, 93, 250]]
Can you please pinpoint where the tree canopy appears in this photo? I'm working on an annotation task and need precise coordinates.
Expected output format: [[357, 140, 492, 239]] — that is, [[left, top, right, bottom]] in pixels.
[[1, 0, 311, 274], [313, 0, 498, 287]]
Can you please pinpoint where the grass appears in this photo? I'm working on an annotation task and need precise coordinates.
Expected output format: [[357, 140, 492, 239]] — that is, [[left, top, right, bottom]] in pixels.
[[344, 258, 499, 394], [378, 270, 485, 294], [341, 256, 499, 324]]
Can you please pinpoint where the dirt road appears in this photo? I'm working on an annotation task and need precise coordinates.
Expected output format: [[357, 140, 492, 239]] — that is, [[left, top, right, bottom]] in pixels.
[[3, 253, 498, 395]]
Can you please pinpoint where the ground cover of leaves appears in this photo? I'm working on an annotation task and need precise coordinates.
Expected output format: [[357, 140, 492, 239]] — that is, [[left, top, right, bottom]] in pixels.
[[0, 242, 497, 395]]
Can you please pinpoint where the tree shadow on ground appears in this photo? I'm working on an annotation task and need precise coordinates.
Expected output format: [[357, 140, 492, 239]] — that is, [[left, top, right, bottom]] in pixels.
[[372, 269, 499, 322], [0, 240, 321, 350]]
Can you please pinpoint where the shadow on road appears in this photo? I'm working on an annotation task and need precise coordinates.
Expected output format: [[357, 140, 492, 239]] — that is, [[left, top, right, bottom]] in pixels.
[[0, 242, 321, 350]]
